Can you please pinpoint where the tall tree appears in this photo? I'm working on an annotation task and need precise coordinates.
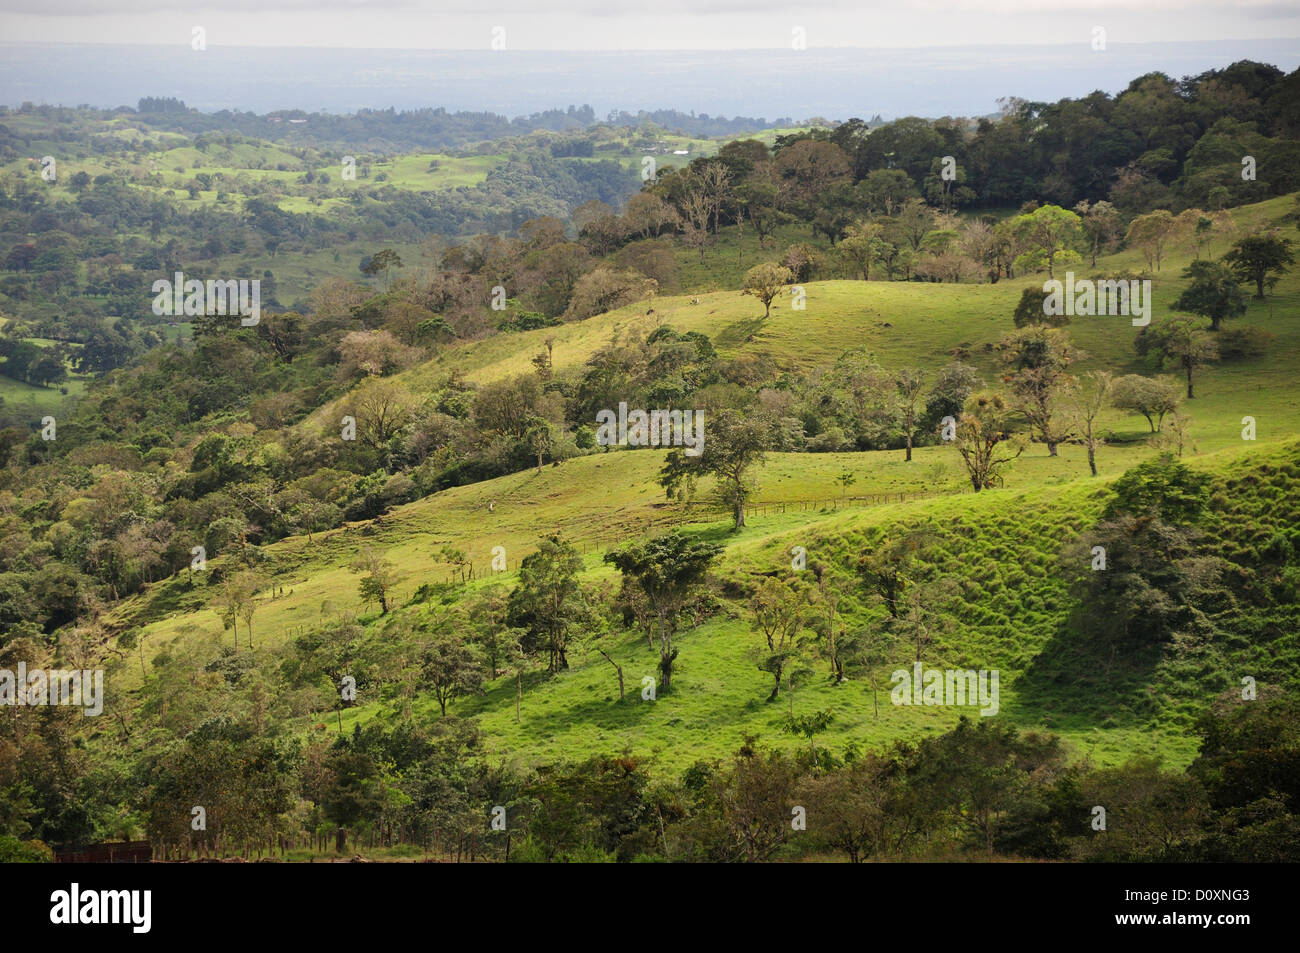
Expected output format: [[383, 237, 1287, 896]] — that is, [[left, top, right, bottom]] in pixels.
[[1069, 370, 1113, 477], [1137, 317, 1219, 398], [604, 531, 722, 694], [350, 548, 399, 615], [507, 534, 587, 674], [1074, 199, 1122, 267], [895, 368, 926, 461], [1173, 260, 1246, 331], [953, 392, 1024, 491], [660, 410, 771, 529], [1125, 210, 1175, 273], [1222, 231, 1294, 299], [749, 577, 808, 701], [1110, 374, 1182, 432], [741, 262, 793, 319], [420, 622, 483, 716], [999, 326, 1084, 456]]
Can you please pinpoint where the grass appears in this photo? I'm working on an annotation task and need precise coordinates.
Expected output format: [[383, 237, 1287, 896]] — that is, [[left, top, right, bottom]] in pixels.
[[88, 190, 1300, 779]]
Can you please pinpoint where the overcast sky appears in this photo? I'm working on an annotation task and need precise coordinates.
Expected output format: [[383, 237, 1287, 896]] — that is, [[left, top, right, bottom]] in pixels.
[[1, 1, 1297, 50]]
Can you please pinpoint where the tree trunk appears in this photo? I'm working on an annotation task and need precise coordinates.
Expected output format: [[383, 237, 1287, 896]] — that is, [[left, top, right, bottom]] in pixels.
[[658, 618, 673, 694], [597, 648, 624, 701]]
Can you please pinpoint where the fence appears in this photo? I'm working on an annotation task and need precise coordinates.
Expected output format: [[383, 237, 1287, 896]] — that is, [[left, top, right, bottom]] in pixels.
[[679, 489, 933, 519], [425, 490, 944, 585]]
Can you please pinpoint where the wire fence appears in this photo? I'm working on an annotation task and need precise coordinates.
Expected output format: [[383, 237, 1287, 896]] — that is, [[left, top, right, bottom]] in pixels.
[[423, 489, 946, 585]]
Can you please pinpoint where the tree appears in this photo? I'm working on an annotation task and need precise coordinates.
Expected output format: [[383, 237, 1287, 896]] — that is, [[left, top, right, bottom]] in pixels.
[[507, 534, 586, 674], [858, 168, 918, 217], [623, 192, 679, 239], [1173, 260, 1246, 331], [349, 377, 419, 452], [1069, 454, 1221, 649], [604, 531, 722, 694], [562, 267, 657, 321], [338, 329, 419, 378], [800, 752, 899, 862], [660, 410, 771, 529], [677, 181, 713, 262], [1012, 287, 1069, 328], [1069, 370, 1112, 477], [1222, 232, 1294, 299], [925, 362, 983, 431], [749, 577, 808, 701], [234, 571, 263, 649], [999, 326, 1083, 456], [858, 532, 928, 620], [838, 221, 885, 280], [954, 392, 1024, 491], [841, 623, 898, 717], [420, 623, 482, 716], [834, 469, 857, 502], [895, 368, 926, 461], [807, 562, 846, 678], [1137, 317, 1219, 399], [210, 580, 241, 649], [351, 547, 399, 614], [736, 178, 788, 247], [1125, 210, 1175, 273], [892, 198, 934, 253], [360, 249, 403, 291], [742, 262, 793, 319], [908, 717, 1063, 855], [773, 139, 852, 221], [523, 416, 557, 474], [26, 352, 67, 388], [1164, 410, 1192, 458], [1074, 199, 1122, 267], [694, 160, 734, 236], [1016, 204, 1082, 278], [1110, 374, 1182, 432]]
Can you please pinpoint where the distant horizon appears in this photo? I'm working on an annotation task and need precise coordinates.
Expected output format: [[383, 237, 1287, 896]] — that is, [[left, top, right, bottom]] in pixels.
[[4, 38, 1298, 120], [3, 0, 1297, 50], [6, 36, 1296, 50]]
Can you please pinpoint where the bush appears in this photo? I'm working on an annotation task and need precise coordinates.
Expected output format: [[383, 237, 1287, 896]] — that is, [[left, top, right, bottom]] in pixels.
[[1216, 326, 1276, 360], [0, 835, 53, 863]]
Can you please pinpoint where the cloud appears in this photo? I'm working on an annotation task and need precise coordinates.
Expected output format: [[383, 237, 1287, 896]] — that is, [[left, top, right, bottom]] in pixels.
[[2, 0, 1286, 11]]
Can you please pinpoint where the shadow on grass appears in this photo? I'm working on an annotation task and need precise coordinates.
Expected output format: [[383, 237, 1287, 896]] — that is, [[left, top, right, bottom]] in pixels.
[[714, 316, 768, 348], [1013, 615, 1167, 731]]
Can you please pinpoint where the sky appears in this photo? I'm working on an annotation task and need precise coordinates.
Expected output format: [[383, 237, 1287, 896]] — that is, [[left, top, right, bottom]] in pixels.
[[2, 0, 1298, 50]]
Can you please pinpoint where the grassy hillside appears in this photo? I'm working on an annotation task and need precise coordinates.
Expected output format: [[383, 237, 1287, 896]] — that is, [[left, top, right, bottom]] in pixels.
[[102, 193, 1300, 779], [108, 433, 1300, 774]]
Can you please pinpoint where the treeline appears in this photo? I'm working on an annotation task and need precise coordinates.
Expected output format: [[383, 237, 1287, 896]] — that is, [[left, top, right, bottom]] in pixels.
[[2, 404, 1297, 860], [5, 691, 1295, 862], [5, 100, 782, 154]]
